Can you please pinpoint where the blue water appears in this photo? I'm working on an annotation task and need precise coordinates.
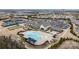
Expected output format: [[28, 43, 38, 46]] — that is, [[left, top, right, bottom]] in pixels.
[[23, 31, 41, 41]]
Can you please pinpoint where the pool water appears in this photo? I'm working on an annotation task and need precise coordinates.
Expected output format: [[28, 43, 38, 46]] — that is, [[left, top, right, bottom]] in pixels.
[[23, 31, 41, 41]]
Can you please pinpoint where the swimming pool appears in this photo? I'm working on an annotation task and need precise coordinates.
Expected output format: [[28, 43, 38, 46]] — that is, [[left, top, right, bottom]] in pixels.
[[23, 31, 41, 41]]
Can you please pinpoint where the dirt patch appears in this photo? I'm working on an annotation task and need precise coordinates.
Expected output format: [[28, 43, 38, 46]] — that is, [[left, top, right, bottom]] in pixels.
[[58, 40, 79, 49]]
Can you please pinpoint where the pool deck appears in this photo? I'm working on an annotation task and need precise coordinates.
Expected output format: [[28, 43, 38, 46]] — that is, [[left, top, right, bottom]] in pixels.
[[20, 31, 54, 45]]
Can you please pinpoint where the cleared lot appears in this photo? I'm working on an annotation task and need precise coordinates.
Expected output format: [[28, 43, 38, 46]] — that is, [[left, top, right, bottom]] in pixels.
[[58, 40, 79, 49]]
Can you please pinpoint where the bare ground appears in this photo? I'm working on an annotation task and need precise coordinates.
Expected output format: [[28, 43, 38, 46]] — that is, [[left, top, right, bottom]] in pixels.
[[58, 40, 79, 49]]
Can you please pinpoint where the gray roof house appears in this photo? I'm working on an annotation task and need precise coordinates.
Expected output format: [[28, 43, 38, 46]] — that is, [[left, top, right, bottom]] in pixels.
[[50, 20, 69, 32], [30, 20, 41, 29], [40, 20, 51, 30]]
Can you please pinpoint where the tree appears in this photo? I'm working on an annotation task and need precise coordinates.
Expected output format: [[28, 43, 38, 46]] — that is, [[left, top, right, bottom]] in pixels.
[[27, 15, 32, 20]]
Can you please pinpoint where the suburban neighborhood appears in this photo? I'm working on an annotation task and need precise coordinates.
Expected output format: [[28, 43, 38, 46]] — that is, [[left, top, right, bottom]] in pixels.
[[0, 9, 79, 49]]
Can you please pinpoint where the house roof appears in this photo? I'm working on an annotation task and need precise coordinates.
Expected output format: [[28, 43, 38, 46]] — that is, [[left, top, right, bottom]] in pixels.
[[50, 20, 69, 31], [43, 22, 50, 27]]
